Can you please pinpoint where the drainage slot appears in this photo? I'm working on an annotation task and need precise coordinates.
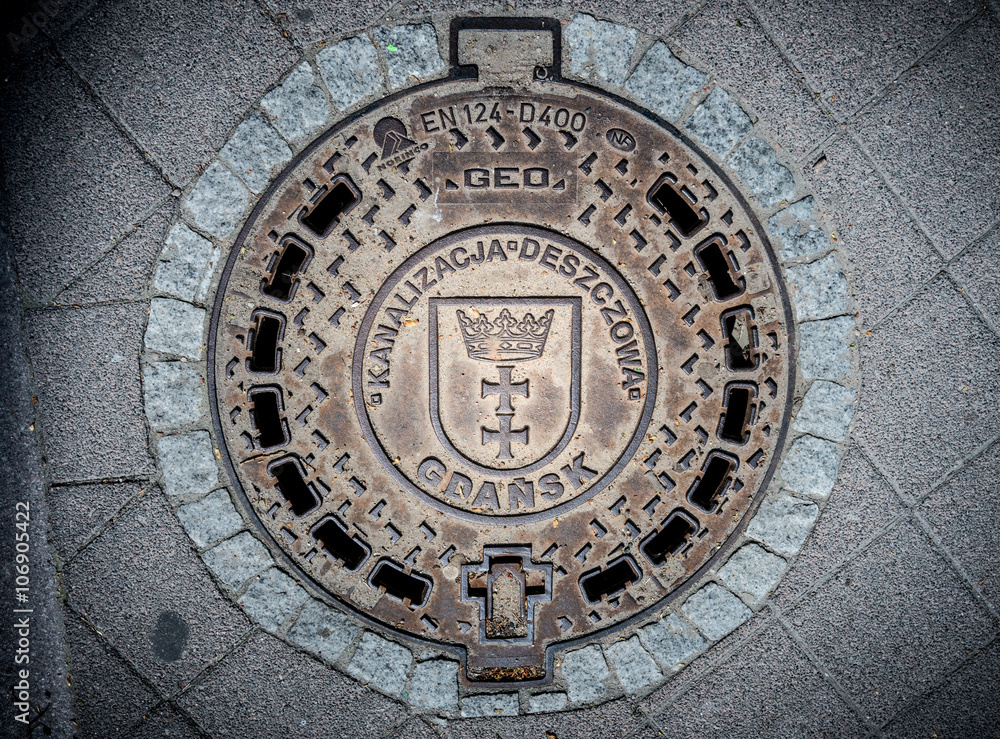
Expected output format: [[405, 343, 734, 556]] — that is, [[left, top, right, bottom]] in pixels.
[[269, 458, 321, 517], [719, 383, 756, 444], [370, 560, 431, 607], [249, 387, 288, 449], [688, 451, 738, 512], [695, 236, 744, 301], [641, 509, 699, 566], [722, 308, 759, 371], [301, 177, 360, 238], [647, 174, 708, 237], [311, 516, 369, 571], [579, 555, 641, 603], [262, 236, 313, 301], [247, 311, 283, 373]]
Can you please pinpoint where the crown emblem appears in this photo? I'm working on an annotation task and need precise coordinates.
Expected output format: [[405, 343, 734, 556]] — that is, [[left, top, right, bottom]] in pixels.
[[456, 308, 555, 362]]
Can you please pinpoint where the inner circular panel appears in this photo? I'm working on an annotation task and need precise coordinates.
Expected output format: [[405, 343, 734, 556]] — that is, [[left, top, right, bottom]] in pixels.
[[211, 74, 793, 683]]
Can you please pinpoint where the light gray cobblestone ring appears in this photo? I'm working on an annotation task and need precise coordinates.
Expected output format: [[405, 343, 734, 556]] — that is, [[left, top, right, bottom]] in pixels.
[[140, 12, 857, 716]]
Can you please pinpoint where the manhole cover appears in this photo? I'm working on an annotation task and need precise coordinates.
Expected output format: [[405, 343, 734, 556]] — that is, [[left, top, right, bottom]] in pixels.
[[210, 18, 793, 685]]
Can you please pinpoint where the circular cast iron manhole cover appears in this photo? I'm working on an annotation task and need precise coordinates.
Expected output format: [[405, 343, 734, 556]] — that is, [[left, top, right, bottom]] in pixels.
[[210, 19, 793, 685]]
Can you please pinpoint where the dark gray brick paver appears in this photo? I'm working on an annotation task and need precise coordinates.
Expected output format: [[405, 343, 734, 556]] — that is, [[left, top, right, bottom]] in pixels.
[[787, 519, 997, 725], [60, 0, 298, 185], [55, 201, 173, 307], [881, 639, 1000, 738], [673, 0, 833, 157], [756, 0, 977, 119], [126, 702, 206, 739], [63, 608, 158, 739], [770, 446, 902, 609], [918, 441, 1000, 611], [265, 0, 396, 46], [65, 492, 250, 694], [804, 135, 943, 327], [0, 48, 169, 301], [852, 13, 1000, 257], [46, 480, 141, 561], [853, 275, 1000, 497], [176, 631, 405, 739], [25, 302, 153, 481], [645, 622, 864, 738]]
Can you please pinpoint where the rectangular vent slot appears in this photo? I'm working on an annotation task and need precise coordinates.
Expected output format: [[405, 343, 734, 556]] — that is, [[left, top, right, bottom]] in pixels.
[[371, 561, 430, 607], [695, 238, 743, 301], [250, 389, 287, 449], [301, 179, 359, 238], [688, 453, 736, 512], [248, 314, 281, 373], [580, 558, 640, 603], [720, 385, 755, 443], [271, 460, 320, 517], [312, 517, 369, 571], [641, 510, 698, 565], [262, 240, 310, 301], [647, 176, 706, 237]]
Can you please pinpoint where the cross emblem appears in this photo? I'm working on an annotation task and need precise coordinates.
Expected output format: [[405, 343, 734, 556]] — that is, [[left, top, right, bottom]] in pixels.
[[481, 365, 529, 460]]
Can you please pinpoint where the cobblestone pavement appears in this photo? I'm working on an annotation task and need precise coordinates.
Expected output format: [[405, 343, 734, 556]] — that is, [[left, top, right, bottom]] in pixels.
[[1, 0, 998, 737]]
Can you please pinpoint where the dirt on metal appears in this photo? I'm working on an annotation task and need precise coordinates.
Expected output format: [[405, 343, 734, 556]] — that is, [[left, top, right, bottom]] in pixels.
[[210, 18, 793, 685]]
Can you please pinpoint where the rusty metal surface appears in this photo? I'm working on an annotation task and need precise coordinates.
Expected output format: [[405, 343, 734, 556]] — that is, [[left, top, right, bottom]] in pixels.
[[210, 40, 793, 685]]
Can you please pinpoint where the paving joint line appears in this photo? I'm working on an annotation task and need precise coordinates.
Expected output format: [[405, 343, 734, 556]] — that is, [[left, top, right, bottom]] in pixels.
[[944, 262, 1000, 343], [772, 608, 879, 733]]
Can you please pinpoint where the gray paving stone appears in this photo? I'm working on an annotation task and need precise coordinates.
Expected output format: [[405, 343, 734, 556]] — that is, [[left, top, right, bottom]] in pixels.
[[238, 567, 309, 633], [604, 636, 662, 693], [449, 697, 645, 739], [47, 481, 140, 561], [346, 631, 413, 695], [60, 0, 297, 184], [853, 14, 1000, 257], [728, 136, 796, 209], [625, 41, 707, 122], [565, 14, 638, 87], [261, 62, 331, 144], [408, 659, 459, 711], [769, 447, 902, 609], [219, 113, 293, 196], [287, 598, 360, 664], [157, 430, 217, 499], [788, 519, 997, 725], [460, 692, 519, 718], [784, 253, 850, 320], [674, 0, 834, 157], [952, 225, 1000, 330], [685, 86, 753, 160], [153, 223, 220, 303], [643, 621, 864, 738], [793, 380, 855, 441], [62, 609, 158, 739], [882, 639, 1000, 739], [799, 316, 855, 380], [758, 0, 977, 120], [317, 35, 385, 111], [25, 303, 152, 482], [746, 492, 820, 557], [125, 703, 204, 739], [177, 631, 403, 738], [780, 434, 841, 499], [202, 531, 273, 590], [681, 582, 752, 641], [854, 275, 1000, 496], [717, 543, 787, 605], [65, 493, 249, 694], [527, 692, 568, 713], [638, 614, 708, 673], [0, 48, 170, 299], [373, 24, 446, 89], [919, 442, 1000, 610], [143, 361, 206, 429], [805, 135, 942, 327], [144, 298, 205, 360], [264, 0, 396, 46], [181, 162, 251, 241], [57, 203, 173, 306], [768, 197, 832, 261], [559, 644, 611, 703], [175, 488, 245, 548]]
